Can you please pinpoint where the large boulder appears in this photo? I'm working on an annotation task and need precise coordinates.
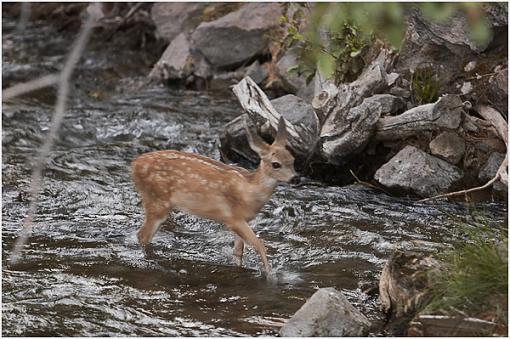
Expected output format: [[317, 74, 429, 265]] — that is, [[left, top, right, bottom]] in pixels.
[[191, 3, 282, 69], [150, 3, 207, 42], [374, 145, 464, 197], [275, 48, 316, 100], [149, 33, 211, 83], [429, 131, 466, 165], [280, 287, 371, 337]]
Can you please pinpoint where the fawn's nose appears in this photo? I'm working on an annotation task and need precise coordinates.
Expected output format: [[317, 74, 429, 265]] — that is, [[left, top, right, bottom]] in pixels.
[[289, 175, 301, 185]]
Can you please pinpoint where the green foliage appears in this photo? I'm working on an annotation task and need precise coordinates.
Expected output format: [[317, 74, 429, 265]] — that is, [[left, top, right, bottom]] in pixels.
[[411, 65, 440, 105], [426, 221, 508, 325], [278, 2, 494, 84]]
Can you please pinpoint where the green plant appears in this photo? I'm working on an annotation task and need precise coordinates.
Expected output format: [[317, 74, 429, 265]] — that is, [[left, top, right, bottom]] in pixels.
[[277, 3, 494, 84], [411, 65, 440, 105], [426, 222, 508, 328]]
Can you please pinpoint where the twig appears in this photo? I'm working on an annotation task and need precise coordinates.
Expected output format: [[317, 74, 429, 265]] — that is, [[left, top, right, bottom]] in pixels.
[[3, 74, 59, 100], [349, 169, 390, 194], [9, 4, 100, 265], [105, 3, 144, 41], [418, 155, 507, 203]]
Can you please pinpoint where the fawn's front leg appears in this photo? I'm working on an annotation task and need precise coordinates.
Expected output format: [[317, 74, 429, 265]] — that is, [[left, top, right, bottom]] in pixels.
[[227, 219, 271, 274], [233, 234, 245, 266]]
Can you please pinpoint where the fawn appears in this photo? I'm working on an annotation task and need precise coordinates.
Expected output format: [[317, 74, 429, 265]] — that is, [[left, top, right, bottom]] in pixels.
[[131, 118, 297, 274]]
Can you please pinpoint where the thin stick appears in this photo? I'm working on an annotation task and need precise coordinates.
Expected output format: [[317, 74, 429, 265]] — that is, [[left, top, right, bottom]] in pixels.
[[3, 74, 59, 100], [418, 155, 507, 203], [9, 5, 99, 265]]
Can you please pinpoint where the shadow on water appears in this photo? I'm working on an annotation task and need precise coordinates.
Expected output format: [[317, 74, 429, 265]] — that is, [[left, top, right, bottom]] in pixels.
[[2, 16, 507, 336]]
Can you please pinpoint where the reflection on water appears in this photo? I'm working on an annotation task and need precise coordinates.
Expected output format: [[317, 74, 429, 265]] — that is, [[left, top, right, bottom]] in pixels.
[[2, 16, 506, 336]]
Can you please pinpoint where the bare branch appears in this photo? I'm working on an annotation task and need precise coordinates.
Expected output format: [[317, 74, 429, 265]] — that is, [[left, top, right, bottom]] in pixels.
[[418, 106, 508, 203], [3, 74, 59, 100], [9, 4, 100, 265]]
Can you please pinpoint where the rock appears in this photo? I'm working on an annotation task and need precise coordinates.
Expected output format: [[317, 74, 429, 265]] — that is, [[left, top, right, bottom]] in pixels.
[[396, 5, 507, 94], [270, 94, 319, 147], [374, 146, 464, 197], [149, 33, 212, 83], [191, 3, 282, 69], [321, 94, 405, 163], [245, 60, 268, 85], [479, 152, 506, 191], [390, 86, 411, 99], [275, 48, 316, 100], [280, 287, 371, 337], [150, 3, 207, 42], [219, 114, 259, 165], [429, 131, 465, 164], [487, 67, 508, 116]]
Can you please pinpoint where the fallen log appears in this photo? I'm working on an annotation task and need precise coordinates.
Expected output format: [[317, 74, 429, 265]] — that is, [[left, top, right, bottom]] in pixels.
[[231, 76, 318, 158], [374, 94, 464, 141]]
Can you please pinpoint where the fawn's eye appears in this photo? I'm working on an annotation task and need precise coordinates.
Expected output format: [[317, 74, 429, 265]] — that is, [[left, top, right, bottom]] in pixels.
[[272, 162, 281, 169]]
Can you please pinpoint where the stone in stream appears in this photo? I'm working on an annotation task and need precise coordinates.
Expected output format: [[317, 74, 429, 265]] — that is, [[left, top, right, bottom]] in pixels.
[[429, 131, 466, 165], [191, 3, 282, 69], [149, 33, 212, 83], [280, 287, 371, 337], [374, 145, 464, 198]]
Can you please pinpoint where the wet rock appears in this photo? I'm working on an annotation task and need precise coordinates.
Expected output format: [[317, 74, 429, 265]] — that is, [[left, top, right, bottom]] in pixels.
[[280, 287, 371, 337], [479, 152, 506, 192], [429, 131, 465, 164], [150, 3, 207, 42], [191, 3, 282, 69], [374, 145, 464, 197], [149, 33, 212, 83]]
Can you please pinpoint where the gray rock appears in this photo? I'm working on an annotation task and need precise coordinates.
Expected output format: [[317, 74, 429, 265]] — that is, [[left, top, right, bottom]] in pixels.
[[375, 146, 464, 197], [479, 152, 506, 192], [429, 131, 466, 164], [191, 3, 282, 69], [245, 60, 268, 85], [270, 94, 319, 146], [149, 33, 212, 82], [280, 287, 371, 337], [275, 48, 316, 100], [151, 3, 207, 42]]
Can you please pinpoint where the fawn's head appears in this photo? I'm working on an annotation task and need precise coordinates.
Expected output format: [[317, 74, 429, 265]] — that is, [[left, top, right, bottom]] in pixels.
[[246, 117, 298, 183]]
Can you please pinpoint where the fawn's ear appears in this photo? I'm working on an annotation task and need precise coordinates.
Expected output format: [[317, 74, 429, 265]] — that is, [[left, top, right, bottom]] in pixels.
[[272, 117, 288, 147], [245, 126, 270, 157]]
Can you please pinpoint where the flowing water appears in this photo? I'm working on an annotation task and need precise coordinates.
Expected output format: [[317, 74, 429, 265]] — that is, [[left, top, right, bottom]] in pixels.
[[2, 16, 507, 336]]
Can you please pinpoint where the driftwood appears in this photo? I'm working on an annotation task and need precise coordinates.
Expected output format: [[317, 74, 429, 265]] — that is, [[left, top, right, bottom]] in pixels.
[[375, 95, 464, 141], [232, 76, 316, 158], [379, 250, 442, 334], [408, 315, 497, 336], [419, 105, 507, 202], [311, 57, 400, 162]]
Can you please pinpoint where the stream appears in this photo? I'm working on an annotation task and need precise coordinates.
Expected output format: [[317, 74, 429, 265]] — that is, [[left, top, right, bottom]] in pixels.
[[2, 16, 507, 336]]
